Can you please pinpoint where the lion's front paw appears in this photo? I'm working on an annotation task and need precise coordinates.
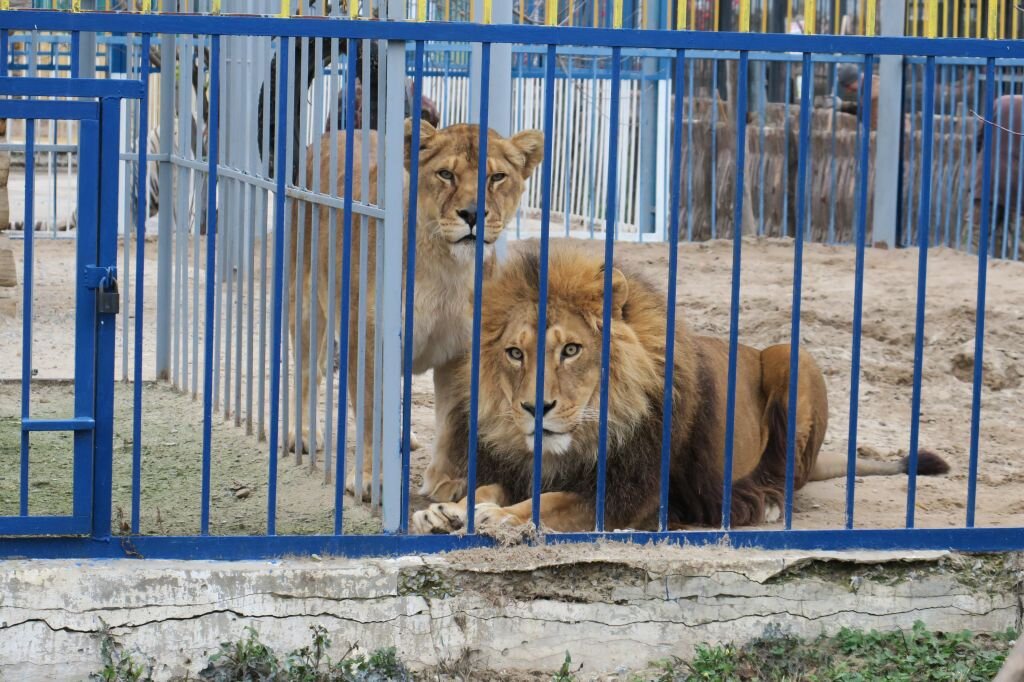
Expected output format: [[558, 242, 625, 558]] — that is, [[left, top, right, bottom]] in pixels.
[[475, 503, 522, 529], [763, 502, 782, 524], [411, 502, 467, 534], [408, 430, 423, 451]]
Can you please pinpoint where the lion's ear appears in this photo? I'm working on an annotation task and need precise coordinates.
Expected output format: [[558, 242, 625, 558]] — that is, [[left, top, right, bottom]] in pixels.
[[609, 267, 629, 319], [404, 117, 437, 170], [509, 129, 544, 179]]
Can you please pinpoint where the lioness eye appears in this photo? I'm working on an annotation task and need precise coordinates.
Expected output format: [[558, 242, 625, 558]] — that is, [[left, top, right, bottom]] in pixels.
[[490, 173, 507, 183], [506, 347, 524, 362], [437, 169, 454, 181], [562, 343, 581, 358]]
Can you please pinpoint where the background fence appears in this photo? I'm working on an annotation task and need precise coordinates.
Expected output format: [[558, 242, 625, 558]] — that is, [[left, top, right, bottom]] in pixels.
[[0, 3, 1023, 557]]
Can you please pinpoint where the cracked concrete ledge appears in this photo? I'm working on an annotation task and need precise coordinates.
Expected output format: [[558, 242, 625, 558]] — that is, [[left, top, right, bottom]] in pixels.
[[0, 544, 1020, 680]]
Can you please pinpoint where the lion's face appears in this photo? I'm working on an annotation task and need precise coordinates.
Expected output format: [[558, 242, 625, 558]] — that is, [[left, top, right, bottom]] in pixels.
[[478, 247, 650, 458], [490, 305, 603, 456], [406, 121, 544, 261]]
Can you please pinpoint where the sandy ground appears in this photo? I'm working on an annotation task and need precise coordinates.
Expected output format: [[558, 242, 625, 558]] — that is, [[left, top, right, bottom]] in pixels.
[[2, 209, 1023, 535]]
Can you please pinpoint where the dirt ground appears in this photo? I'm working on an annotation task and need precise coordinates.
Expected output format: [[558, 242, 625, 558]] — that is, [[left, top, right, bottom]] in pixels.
[[1, 224, 1023, 535]]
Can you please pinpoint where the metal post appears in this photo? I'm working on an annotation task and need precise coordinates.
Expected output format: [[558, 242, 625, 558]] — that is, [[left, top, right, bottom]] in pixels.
[[380, 0, 406, 531], [471, 0, 514, 259], [77, 0, 97, 79], [155, 33, 174, 380], [637, 0, 660, 235], [870, 1, 907, 248]]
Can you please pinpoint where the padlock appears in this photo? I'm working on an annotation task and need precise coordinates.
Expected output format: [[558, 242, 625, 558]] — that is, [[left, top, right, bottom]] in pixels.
[[97, 277, 120, 315]]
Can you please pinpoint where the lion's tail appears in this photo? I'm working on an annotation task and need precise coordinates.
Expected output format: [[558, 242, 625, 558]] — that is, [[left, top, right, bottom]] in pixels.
[[809, 449, 950, 482]]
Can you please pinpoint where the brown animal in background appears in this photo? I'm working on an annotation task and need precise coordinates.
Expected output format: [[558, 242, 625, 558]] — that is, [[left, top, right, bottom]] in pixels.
[[413, 241, 950, 534]]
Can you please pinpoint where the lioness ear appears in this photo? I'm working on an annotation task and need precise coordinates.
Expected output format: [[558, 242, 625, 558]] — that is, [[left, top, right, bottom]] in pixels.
[[509, 129, 544, 180], [600, 267, 629, 319], [404, 117, 437, 170]]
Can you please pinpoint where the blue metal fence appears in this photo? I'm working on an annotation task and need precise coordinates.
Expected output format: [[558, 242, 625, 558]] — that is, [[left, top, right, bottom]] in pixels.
[[0, 9, 1022, 559]]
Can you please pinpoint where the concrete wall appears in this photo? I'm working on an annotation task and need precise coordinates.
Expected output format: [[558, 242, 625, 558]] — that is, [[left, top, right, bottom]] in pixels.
[[0, 545, 1020, 680]]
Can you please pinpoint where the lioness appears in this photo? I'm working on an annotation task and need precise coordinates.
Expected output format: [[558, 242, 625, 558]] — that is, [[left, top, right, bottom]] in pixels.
[[289, 121, 544, 499], [413, 241, 950, 533]]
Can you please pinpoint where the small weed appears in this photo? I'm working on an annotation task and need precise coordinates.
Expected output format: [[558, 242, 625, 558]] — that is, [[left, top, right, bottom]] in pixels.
[[89, 627, 153, 682], [552, 651, 582, 681]]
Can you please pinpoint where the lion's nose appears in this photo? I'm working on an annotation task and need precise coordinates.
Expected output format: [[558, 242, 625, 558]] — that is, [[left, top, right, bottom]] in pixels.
[[456, 207, 488, 229], [520, 400, 556, 416]]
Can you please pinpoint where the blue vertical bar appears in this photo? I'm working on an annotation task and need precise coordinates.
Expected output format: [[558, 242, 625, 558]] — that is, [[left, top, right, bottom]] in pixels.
[[532, 44, 557, 529], [906, 56, 937, 530], [826, 64, 838, 244], [466, 42, 491, 535], [19, 121, 35, 517], [720, 51, 749, 529], [659, 49, 686, 532], [73, 119, 100, 525], [756, 60, 766, 236], [130, 33, 151, 535], [782, 61, 791, 237], [399, 41, 425, 534], [709, 59, 719, 239], [785, 52, 813, 529], [200, 35, 221, 536], [966, 66, 981, 254], [685, 58, 695, 242], [903, 63, 917, 247], [956, 65, 969, 253], [334, 40, 357, 535], [0, 30, 9, 78], [267, 37, 290, 537], [594, 47, 622, 532], [94, 98, 121, 541], [70, 31, 80, 78], [966, 58, 996, 528], [846, 55, 874, 530]]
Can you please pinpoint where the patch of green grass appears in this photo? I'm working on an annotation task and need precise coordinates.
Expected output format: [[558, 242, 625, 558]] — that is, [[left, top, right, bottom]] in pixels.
[[196, 625, 413, 682], [89, 625, 154, 682], [647, 621, 1016, 682]]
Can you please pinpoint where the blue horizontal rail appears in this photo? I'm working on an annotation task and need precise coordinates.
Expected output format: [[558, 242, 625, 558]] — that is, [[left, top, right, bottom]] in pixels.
[[0, 98, 98, 120], [2, 11, 1024, 59], [0, 528, 1023, 560], [0, 514, 91, 536], [0, 76, 142, 98], [21, 418, 96, 432]]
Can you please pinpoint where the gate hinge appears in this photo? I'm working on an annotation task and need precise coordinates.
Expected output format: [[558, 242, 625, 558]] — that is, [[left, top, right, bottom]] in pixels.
[[84, 265, 117, 290]]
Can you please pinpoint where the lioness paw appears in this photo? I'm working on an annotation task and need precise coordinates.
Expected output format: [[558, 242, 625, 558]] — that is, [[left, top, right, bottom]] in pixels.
[[411, 503, 466, 534], [408, 430, 422, 451], [286, 427, 323, 455], [344, 469, 377, 502]]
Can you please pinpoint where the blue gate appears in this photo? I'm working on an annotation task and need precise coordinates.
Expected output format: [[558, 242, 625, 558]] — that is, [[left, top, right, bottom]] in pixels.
[[0, 77, 137, 539]]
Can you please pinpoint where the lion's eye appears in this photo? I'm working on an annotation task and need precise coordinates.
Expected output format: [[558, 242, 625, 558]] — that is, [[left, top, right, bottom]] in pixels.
[[562, 343, 581, 358], [437, 169, 454, 181], [490, 172, 507, 184], [506, 347, 524, 362]]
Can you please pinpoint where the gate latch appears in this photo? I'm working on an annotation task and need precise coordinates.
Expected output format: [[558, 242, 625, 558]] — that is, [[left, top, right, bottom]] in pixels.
[[84, 265, 120, 315]]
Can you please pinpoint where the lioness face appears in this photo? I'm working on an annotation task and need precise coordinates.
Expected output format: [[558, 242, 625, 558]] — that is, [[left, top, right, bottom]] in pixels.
[[405, 121, 544, 260], [486, 306, 602, 456]]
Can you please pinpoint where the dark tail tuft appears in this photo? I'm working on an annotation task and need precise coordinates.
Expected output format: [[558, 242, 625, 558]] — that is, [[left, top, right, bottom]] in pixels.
[[902, 449, 951, 476]]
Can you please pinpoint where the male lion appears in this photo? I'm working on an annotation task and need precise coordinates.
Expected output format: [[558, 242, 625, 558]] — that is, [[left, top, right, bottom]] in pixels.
[[289, 121, 543, 499], [413, 241, 950, 533]]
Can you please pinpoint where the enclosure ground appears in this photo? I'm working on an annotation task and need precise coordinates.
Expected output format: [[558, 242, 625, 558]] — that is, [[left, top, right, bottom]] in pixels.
[[1, 233, 1023, 532], [0, 547, 1018, 680]]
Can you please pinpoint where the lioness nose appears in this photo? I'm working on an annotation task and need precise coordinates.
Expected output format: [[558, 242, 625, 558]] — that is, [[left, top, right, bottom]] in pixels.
[[521, 400, 557, 416], [456, 207, 488, 229]]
